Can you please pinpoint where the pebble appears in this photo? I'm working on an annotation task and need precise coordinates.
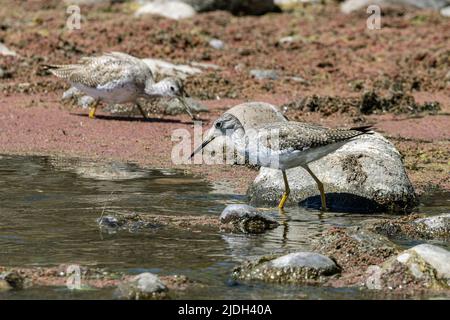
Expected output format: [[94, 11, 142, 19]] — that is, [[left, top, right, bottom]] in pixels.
[[209, 38, 225, 50], [250, 69, 279, 80], [0, 42, 16, 56]]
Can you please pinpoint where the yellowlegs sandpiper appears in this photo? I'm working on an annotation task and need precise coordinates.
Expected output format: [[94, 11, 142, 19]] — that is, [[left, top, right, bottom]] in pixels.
[[44, 52, 193, 119], [191, 113, 373, 210]]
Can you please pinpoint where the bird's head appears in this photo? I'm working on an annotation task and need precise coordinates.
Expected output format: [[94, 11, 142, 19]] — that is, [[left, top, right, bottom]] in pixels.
[[144, 77, 191, 116], [158, 77, 188, 98], [190, 113, 244, 159]]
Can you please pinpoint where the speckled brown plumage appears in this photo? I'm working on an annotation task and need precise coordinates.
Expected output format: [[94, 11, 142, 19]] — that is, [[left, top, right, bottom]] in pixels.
[[254, 122, 373, 152], [44, 52, 153, 89]]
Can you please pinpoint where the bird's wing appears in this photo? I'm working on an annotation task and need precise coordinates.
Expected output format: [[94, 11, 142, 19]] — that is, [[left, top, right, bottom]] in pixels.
[[255, 122, 371, 152], [46, 52, 152, 88]]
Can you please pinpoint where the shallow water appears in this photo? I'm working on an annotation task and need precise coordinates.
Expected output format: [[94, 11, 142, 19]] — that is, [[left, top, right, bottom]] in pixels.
[[0, 155, 448, 299]]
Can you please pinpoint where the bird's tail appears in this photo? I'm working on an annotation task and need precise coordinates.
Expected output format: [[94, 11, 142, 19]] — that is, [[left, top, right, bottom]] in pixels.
[[40, 64, 77, 79], [327, 125, 375, 143], [349, 125, 375, 134]]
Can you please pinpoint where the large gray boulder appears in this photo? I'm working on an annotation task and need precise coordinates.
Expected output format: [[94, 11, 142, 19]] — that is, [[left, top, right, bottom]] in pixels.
[[248, 132, 417, 213]]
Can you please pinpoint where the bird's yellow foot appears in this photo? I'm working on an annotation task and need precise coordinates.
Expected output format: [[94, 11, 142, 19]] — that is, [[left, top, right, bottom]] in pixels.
[[89, 106, 97, 119]]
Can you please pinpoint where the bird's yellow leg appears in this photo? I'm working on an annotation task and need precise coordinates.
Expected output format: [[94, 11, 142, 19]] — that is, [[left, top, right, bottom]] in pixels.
[[278, 170, 290, 210], [304, 165, 328, 211], [89, 102, 98, 119]]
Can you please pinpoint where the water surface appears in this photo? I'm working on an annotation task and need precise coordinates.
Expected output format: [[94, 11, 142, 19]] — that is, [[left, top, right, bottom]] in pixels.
[[0, 155, 448, 299]]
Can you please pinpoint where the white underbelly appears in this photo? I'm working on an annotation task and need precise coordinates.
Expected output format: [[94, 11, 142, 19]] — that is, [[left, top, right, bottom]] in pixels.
[[278, 141, 349, 169], [241, 140, 349, 170], [73, 82, 139, 104]]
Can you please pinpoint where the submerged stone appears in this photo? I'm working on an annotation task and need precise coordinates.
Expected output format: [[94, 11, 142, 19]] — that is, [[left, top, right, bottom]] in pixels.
[[117, 273, 168, 300], [220, 204, 279, 233], [97, 212, 160, 233], [368, 214, 449, 240], [0, 279, 12, 292], [233, 251, 339, 284], [0, 271, 25, 290]]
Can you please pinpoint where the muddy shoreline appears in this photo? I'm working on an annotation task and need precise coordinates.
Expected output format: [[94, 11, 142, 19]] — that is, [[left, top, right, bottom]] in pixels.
[[0, 93, 448, 195]]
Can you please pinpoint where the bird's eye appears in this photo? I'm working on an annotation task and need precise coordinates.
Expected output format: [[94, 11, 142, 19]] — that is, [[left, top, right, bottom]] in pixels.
[[170, 86, 175, 91], [215, 121, 222, 129]]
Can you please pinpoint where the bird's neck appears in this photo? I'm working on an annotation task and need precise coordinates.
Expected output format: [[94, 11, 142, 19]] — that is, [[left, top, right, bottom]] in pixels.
[[145, 81, 168, 98], [230, 128, 249, 155]]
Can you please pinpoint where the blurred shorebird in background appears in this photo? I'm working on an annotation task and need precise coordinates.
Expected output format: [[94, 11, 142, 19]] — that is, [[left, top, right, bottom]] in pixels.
[[44, 52, 193, 119], [191, 113, 373, 210]]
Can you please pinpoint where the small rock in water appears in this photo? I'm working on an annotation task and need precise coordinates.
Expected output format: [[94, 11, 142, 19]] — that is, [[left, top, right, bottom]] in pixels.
[[233, 251, 339, 284], [164, 98, 208, 116], [0, 279, 12, 292], [97, 212, 160, 233], [117, 273, 168, 300], [209, 38, 225, 49], [250, 69, 279, 80], [98, 216, 121, 228], [0, 271, 24, 289], [366, 244, 450, 290], [220, 204, 279, 233]]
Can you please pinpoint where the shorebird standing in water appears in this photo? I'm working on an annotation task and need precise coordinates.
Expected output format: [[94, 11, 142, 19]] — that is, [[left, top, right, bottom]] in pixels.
[[191, 113, 373, 210], [44, 52, 193, 119]]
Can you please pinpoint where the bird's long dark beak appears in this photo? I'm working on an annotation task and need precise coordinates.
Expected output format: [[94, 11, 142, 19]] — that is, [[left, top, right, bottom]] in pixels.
[[189, 135, 216, 160], [177, 93, 194, 119], [181, 87, 190, 98]]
